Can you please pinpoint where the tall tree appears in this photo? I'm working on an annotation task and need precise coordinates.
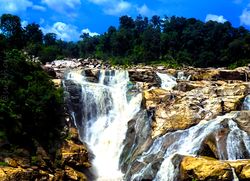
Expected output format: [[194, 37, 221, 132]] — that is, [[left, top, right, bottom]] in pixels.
[[25, 23, 43, 44], [44, 33, 57, 46], [0, 14, 24, 49]]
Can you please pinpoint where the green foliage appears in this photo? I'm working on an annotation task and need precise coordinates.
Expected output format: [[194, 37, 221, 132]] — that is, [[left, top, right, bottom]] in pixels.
[[76, 15, 250, 67], [0, 50, 63, 148], [39, 46, 59, 63], [24, 23, 43, 44], [31, 156, 39, 165], [0, 162, 8, 166], [0, 14, 24, 49], [1, 13, 250, 67], [0, 131, 6, 140]]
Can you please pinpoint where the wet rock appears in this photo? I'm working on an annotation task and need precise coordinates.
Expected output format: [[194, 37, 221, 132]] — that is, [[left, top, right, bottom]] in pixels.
[[120, 110, 152, 173]]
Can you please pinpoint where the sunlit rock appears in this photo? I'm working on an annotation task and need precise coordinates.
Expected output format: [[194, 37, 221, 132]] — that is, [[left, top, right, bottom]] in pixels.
[[180, 155, 250, 181]]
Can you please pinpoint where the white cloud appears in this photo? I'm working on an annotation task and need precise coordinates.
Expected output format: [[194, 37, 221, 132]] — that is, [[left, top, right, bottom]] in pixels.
[[104, 1, 131, 15], [0, 0, 46, 13], [32, 5, 46, 11], [88, 0, 132, 15], [81, 28, 99, 36], [205, 14, 227, 23], [42, 0, 80, 16], [137, 4, 154, 16], [0, 0, 32, 13], [89, 0, 109, 5], [240, 8, 250, 26], [41, 22, 99, 41], [41, 22, 80, 41]]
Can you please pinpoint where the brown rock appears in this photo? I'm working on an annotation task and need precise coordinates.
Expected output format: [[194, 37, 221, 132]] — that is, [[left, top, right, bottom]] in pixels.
[[180, 156, 250, 180], [65, 166, 87, 181], [142, 88, 170, 109], [61, 140, 90, 168], [235, 111, 250, 134], [148, 82, 247, 138], [4, 158, 18, 168], [176, 80, 212, 92], [181, 156, 233, 180], [52, 79, 61, 88], [68, 128, 80, 143], [240, 164, 250, 179], [0, 167, 34, 181]]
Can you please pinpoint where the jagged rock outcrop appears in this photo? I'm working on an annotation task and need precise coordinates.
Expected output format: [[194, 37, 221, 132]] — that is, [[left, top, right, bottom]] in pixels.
[[41, 59, 250, 181], [143, 81, 248, 138], [180, 155, 250, 180], [0, 127, 90, 181]]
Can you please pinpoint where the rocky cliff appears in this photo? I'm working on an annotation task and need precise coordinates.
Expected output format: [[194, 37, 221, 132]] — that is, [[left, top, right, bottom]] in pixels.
[[4, 58, 250, 181]]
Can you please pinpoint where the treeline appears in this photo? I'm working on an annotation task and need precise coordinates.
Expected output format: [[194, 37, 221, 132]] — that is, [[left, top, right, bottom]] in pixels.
[[1, 14, 250, 68], [82, 15, 250, 67]]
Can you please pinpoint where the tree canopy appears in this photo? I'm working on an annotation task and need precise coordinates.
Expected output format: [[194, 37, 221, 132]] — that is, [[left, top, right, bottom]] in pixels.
[[1, 13, 250, 67]]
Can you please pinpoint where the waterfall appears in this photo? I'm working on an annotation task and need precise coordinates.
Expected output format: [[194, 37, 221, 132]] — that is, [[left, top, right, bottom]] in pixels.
[[156, 72, 177, 90], [64, 68, 250, 181], [124, 112, 250, 181], [64, 69, 142, 180], [153, 113, 250, 181]]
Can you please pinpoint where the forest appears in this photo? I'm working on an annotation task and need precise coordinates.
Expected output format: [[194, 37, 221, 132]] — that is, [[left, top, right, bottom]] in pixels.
[[1, 13, 250, 68]]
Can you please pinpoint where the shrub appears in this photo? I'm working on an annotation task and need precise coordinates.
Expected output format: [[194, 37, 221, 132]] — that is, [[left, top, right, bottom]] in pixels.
[[0, 50, 63, 149]]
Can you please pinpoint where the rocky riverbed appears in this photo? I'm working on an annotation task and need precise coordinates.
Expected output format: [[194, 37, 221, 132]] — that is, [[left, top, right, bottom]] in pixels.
[[2, 58, 250, 180]]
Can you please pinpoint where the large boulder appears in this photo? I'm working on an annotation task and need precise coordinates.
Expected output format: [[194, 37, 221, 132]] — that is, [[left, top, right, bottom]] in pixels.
[[183, 68, 248, 81], [235, 111, 250, 135], [60, 139, 90, 169], [180, 155, 250, 180]]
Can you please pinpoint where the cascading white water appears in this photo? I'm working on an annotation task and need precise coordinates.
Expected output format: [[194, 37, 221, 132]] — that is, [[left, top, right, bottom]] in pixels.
[[123, 112, 250, 181], [177, 71, 191, 81], [65, 69, 142, 180], [64, 69, 250, 181], [226, 120, 250, 160], [156, 72, 177, 90], [153, 113, 250, 181], [242, 95, 250, 110]]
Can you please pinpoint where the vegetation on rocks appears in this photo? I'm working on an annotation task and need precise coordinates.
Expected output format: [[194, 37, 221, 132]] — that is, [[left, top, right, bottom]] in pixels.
[[0, 49, 63, 149]]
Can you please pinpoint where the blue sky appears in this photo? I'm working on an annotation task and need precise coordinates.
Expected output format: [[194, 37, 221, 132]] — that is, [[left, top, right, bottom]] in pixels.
[[1, 0, 250, 41]]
